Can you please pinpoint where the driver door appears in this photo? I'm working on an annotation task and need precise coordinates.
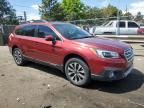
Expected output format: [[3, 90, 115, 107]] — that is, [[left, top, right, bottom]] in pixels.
[[32, 25, 63, 65]]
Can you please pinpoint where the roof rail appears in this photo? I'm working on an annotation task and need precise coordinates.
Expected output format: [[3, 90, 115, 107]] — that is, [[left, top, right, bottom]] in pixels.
[[20, 20, 48, 24]]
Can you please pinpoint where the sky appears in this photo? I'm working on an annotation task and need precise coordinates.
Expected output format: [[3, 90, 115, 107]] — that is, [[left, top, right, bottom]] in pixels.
[[8, 0, 144, 20]]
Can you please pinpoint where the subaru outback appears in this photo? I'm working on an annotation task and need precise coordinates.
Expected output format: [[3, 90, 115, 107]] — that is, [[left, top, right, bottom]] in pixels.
[[8, 22, 134, 86]]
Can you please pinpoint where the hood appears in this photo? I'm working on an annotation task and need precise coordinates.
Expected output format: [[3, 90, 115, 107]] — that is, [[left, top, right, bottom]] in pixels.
[[75, 37, 130, 52], [95, 26, 107, 28]]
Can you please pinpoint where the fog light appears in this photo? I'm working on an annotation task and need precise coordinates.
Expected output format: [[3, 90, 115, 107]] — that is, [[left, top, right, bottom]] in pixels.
[[109, 72, 114, 78]]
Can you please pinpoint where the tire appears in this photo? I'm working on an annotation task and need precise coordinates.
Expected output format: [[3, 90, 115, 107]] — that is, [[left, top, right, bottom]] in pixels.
[[65, 58, 91, 86], [12, 48, 26, 66]]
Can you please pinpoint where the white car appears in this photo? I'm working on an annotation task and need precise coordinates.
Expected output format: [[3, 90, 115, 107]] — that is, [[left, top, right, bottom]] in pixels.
[[90, 20, 140, 35]]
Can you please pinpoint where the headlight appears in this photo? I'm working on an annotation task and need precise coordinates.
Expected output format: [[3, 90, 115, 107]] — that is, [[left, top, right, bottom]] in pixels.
[[90, 48, 119, 58]]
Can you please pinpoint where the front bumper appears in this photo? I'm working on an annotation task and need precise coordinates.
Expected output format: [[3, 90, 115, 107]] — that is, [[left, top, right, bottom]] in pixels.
[[91, 64, 133, 81]]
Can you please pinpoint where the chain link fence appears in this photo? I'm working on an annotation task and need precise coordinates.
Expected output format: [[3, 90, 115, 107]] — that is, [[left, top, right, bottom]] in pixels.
[[0, 16, 144, 45], [0, 25, 16, 45], [68, 16, 144, 36]]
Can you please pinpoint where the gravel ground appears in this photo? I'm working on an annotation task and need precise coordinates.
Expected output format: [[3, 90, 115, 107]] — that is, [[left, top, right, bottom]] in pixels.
[[0, 45, 144, 108]]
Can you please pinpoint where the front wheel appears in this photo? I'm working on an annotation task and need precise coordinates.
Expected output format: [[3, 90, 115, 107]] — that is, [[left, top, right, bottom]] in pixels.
[[65, 58, 91, 86]]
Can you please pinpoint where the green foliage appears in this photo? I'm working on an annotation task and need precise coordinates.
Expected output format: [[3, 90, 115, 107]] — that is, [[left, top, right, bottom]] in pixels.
[[124, 12, 132, 17], [101, 4, 121, 17], [84, 6, 103, 19], [123, 12, 133, 20], [135, 12, 143, 21], [50, 3, 65, 21], [39, 0, 65, 21], [39, 0, 135, 22], [61, 0, 86, 20], [0, 0, 18, 25]]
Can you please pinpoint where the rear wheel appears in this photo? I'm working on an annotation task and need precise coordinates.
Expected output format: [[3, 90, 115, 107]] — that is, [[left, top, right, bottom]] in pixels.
[[65, 58, 91, 86], [12, 48, 26, 66]]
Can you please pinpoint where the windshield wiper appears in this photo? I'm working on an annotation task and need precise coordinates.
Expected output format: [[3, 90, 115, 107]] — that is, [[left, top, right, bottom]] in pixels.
[[83, 36, 95, 38], [70, 36, 95, 40]]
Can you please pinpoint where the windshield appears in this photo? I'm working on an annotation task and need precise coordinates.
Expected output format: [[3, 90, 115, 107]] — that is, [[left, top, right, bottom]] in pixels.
[[53, 23, 93, 40], [101, 21, 109, 26]]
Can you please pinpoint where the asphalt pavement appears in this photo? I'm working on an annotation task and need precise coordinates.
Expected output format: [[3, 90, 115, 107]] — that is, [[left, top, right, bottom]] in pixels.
[[0, 45, 143, 108]]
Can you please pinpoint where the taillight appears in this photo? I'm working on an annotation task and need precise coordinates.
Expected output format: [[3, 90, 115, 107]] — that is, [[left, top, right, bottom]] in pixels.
[[8, 33, 14, 43]]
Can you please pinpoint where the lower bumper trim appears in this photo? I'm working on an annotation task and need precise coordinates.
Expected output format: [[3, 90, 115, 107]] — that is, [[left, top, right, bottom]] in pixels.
[[91, 65, 133, 81]]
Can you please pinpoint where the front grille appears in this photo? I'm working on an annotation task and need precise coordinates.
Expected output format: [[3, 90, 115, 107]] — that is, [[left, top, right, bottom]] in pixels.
[[124, 48, 134, 62]]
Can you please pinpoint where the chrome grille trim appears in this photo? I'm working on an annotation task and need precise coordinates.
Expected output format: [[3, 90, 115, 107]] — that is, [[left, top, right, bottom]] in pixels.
[[124, 48, 134, 62]]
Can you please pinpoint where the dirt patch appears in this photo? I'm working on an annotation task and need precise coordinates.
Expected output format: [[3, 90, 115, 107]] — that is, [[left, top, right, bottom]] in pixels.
[[0, 46, 144, 108]]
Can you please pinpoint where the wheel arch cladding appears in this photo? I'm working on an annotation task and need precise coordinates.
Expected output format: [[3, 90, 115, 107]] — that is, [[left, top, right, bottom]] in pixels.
[[63, 53, 90, 69]]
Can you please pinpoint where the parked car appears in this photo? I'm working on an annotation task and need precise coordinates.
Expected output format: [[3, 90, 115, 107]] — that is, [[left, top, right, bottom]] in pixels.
[[140, 23, 144, 28], [138, 28, 144, 35], [90, 20, 140, 35], [8, 22, 134, 86]]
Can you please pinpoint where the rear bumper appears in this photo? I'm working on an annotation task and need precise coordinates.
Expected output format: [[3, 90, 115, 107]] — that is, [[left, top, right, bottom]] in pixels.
[[8, 46, 12, 54], [91, 64, 133, 81]]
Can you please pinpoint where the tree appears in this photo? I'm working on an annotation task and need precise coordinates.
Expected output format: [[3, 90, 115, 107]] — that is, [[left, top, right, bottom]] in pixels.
[[135, 12, 143, 21], [62, 0, 86, 20], [84, 6, 103, 19], [39, 1, 126, 22], [124, 12, 132, 16], [0, 0, 18, 25], [123, 12, 133, 20], [39, 0, 65, 21], [50, 3, 65, 21], [102, 4, 121, 17]]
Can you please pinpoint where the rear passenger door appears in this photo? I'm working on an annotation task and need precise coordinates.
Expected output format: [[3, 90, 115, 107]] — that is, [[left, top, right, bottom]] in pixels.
[[127, 22, 139, 35]]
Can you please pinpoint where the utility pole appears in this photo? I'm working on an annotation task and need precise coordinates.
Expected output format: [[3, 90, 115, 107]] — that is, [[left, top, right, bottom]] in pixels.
[[116, 0, 120, 36], [24, 11, 27, 22]]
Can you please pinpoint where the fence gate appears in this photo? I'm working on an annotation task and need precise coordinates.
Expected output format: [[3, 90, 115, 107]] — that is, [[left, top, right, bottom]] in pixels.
[[0, 25, 16, 45]]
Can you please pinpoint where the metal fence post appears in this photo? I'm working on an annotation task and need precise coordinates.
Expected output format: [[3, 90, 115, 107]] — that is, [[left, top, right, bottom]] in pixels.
[[0, 25, 4, 46], [0, 33, 4, 46]]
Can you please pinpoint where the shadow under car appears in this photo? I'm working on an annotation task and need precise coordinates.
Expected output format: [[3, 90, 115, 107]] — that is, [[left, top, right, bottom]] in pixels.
[[24, 62, 144, 93]]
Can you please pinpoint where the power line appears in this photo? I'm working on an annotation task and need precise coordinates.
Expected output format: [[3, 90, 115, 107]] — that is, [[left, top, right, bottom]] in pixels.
[[12, 2, 41, 8], [10, 3, 40, 20], [10, 0, 41, 4], [13, 4, 31, 8]]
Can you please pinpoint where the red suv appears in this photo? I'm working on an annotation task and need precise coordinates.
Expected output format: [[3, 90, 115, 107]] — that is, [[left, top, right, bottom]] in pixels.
[[8, 22, 134, 86]]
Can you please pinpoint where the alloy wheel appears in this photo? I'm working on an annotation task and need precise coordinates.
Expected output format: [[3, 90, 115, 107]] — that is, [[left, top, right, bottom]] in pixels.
[[67, 62, 86, 83], [13, 49, 22, 65]]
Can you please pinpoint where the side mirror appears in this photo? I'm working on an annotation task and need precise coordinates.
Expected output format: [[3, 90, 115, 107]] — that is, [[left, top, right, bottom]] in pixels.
[[45, 35, 56, 45], [45, 35, 53, 41]]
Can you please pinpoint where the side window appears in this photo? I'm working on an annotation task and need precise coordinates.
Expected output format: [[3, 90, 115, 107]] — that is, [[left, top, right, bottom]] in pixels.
[[119, 22, 125, 28], [117, 22, 125, 28], [15, 28, 24, 35], [37, 25, 60, 40], [128, 22, 139, 28], [23, 25, 36, 37]]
